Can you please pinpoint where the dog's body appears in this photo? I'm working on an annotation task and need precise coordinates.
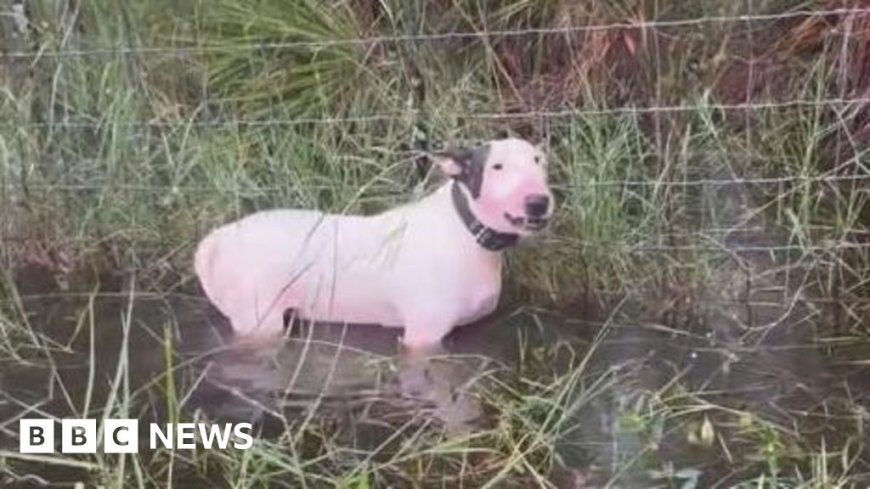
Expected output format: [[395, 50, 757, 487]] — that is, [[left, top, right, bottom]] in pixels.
[[195, 138, 552, 348]]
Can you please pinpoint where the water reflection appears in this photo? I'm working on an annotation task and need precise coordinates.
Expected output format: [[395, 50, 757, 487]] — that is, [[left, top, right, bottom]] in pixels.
[[185, 313, 489, 434], [3, 264, 869, 486]]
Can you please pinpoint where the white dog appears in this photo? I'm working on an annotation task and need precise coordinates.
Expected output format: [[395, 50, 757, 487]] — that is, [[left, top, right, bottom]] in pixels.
[[194, 137, 553, 350]]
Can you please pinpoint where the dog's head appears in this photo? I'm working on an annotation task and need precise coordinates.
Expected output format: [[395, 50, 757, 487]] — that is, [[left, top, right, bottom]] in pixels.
[[433, 137, 553, 236]]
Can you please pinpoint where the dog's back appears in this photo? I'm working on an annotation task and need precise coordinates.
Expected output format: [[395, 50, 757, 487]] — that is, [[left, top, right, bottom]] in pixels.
[[195, 208, 409, 333]]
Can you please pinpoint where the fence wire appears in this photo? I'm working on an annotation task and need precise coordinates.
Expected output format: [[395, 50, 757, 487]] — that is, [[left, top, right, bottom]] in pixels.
[[4, 97, 870, 129], [3, 172, 868, 192], [1, 7, 869, 59]]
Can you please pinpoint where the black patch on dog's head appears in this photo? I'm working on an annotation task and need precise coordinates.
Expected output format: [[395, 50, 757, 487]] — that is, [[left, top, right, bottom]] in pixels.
[[436, 144, 490, 199], [463, 144, 490, 199]]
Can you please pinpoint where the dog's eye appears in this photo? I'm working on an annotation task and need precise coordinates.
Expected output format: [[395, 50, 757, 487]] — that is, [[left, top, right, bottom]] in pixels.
[[492, 163, 503, 171], [534, 156, 541, 164]]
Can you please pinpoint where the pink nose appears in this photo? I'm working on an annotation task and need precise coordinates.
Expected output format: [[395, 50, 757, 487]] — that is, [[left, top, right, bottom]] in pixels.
[[524, 194, 550, 217]]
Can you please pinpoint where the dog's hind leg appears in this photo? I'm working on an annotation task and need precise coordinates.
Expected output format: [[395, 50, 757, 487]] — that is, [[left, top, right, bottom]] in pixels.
[[228, 302, 286, 337]]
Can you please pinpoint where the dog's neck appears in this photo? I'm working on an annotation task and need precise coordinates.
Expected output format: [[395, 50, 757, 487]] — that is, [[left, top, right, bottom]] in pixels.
[[450, 182, 519, 252]]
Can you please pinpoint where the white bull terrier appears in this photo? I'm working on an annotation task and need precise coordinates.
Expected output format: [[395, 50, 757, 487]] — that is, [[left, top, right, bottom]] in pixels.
[[194, 137, 553, 351]]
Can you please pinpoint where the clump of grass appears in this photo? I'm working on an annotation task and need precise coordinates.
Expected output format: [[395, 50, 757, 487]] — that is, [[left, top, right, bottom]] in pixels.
[[200, 0, 372, 118]]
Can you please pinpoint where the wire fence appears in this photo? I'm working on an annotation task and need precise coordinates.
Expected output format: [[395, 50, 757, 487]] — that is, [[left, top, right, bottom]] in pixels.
[[4, 97, 870, 129], [3, 11, 870, 482], [3, 172, 869, 192], [2, 2, 870, 265], [1, 7, 869, 59]]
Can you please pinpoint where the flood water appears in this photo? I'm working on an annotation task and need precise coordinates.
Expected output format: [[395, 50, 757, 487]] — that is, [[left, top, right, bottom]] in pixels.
[[1, 250, 869, 487]]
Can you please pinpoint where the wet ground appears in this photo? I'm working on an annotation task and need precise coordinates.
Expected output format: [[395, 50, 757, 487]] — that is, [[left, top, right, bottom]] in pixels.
[[0, 263, 574, 438], [1, 248, 869, 487]]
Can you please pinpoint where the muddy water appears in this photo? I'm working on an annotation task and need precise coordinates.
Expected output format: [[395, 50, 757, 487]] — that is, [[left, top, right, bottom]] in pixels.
[[0, 264, 560, 441], [1, 255, 869, 487]]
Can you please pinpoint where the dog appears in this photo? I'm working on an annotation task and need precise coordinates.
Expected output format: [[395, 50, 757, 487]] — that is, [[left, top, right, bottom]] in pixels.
[[194, 137, 553, 351]]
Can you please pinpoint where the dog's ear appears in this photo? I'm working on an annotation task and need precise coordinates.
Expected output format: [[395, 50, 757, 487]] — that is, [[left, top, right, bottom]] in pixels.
[[527, 132, 547, 151], [431, 148, 472, 177], [431, 144, 491, 198]]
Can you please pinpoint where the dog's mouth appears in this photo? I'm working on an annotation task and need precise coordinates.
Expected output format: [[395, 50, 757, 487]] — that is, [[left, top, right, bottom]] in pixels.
[[504, 213, 549, 232]]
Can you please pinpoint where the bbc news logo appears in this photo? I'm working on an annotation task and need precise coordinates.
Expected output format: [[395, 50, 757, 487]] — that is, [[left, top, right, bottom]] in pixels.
[[20, 419, 253, 453]]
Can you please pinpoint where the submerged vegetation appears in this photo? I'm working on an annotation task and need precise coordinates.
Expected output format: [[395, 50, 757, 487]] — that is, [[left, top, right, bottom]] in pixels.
[[1, 0, 869, 487]]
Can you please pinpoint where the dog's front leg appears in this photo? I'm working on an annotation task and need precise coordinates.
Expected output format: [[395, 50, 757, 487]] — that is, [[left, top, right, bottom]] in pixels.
[[396, 316, 450, 399]]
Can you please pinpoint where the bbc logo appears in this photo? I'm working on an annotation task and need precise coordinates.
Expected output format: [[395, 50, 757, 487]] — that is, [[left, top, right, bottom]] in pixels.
[[20, 419, 139, 454], [20, 419, 254, 453]]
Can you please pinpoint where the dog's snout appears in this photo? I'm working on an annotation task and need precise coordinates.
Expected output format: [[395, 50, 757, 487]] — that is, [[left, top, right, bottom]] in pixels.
[[524, 194, 550, 217]]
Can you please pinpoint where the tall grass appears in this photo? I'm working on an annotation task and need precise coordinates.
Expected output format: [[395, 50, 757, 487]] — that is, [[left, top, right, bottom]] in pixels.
[[1, 0, 869, 487]]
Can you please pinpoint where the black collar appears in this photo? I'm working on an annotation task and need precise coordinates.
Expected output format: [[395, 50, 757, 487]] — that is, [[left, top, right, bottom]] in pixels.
[[451, 182, 519, 251]]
